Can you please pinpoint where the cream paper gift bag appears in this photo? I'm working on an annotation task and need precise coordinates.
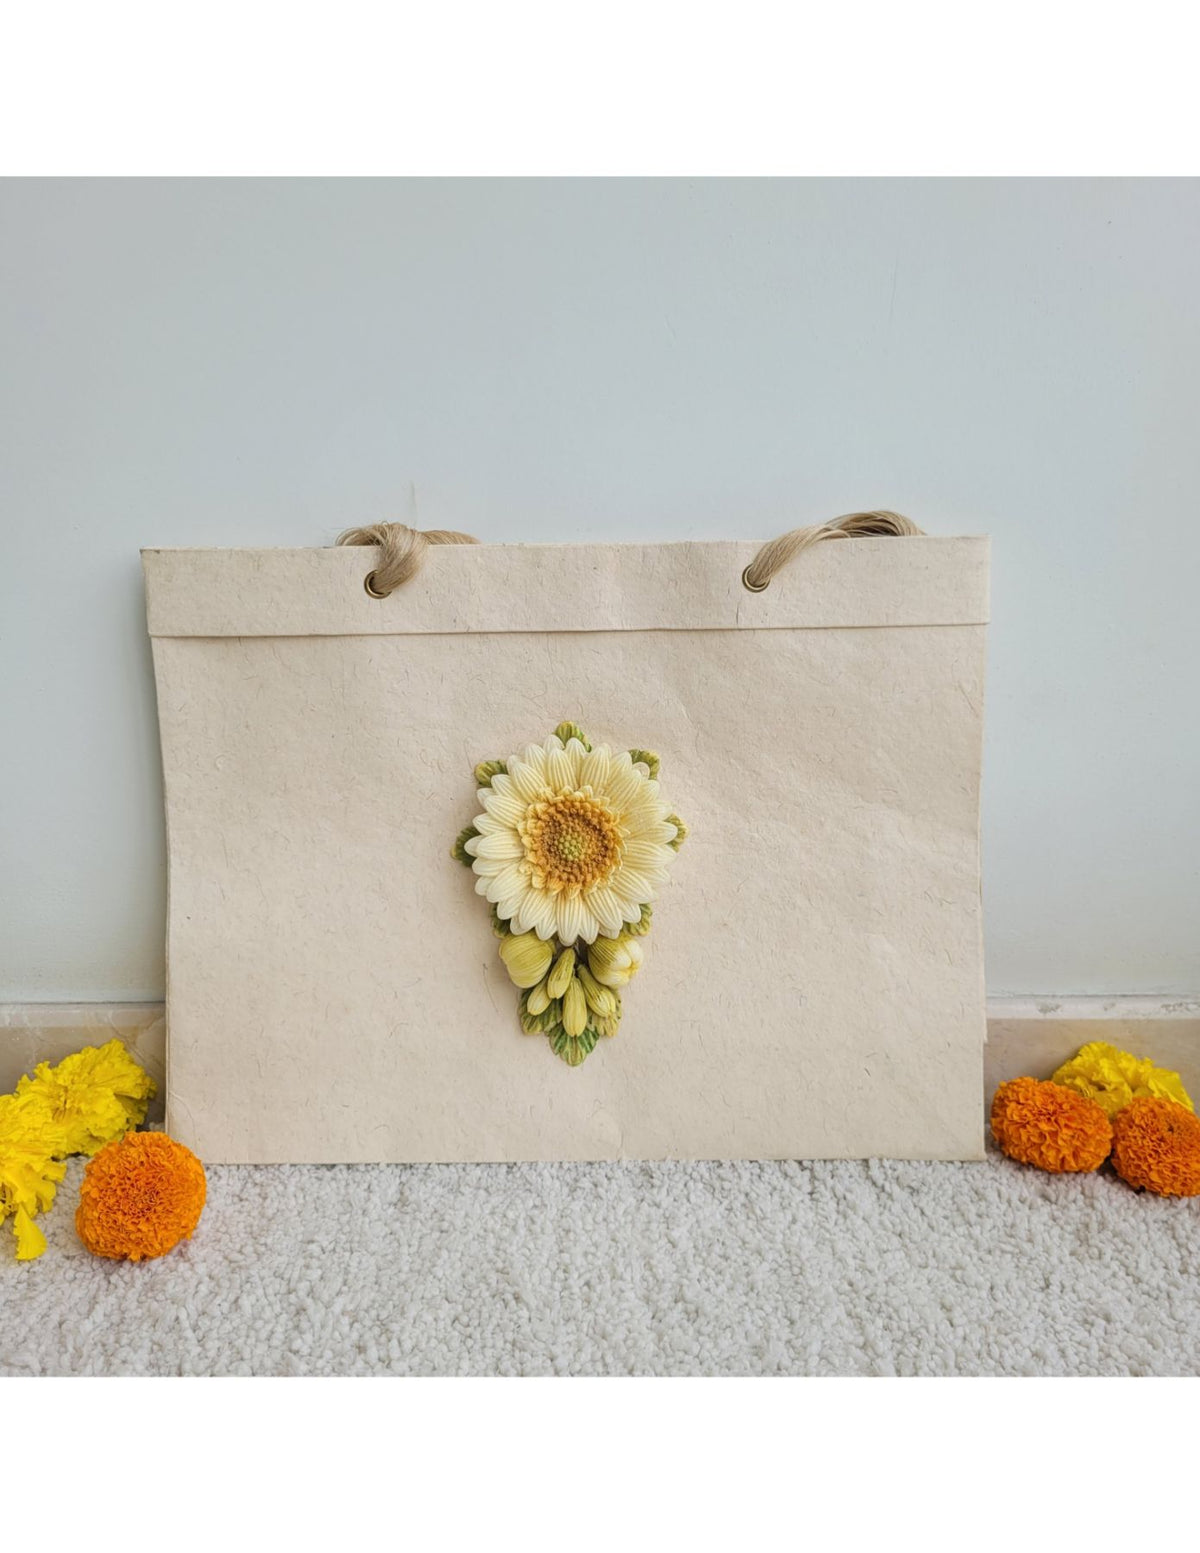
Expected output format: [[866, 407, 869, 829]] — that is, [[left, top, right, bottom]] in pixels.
[[143, 512, 989, 1164]]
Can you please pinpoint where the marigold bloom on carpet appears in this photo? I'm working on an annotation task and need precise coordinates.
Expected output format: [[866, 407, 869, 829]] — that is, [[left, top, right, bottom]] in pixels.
[[75, 1132, 206, 1261], [1110, 1097, 1200, 1197], [990, 1077, 1112, 1173]]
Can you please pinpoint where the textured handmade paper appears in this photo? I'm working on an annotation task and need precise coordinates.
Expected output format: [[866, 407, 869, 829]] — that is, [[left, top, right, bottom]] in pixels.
[[144, 537, 989, 1163]]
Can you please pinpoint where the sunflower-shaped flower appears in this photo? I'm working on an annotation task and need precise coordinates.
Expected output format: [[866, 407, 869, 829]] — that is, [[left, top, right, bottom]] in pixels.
[[454, 722, 686, 1066], [464, 728, 682, 945]]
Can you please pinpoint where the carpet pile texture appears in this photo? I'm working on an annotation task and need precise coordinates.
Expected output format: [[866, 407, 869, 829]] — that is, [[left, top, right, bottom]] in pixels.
[[3, 1149, 1196, 1376]]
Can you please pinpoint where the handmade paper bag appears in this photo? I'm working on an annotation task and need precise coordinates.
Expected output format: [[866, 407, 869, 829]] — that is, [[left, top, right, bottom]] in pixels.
[[143, 513, 989, 1164]]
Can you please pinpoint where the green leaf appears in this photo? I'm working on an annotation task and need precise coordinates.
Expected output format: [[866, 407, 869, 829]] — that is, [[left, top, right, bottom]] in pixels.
[[520, 992, 563, 1034], [625, 903, 653, 937], [550, 1026, 599, 1067], [490, 905, 512, 938], [451, 824, 479, 865], [474, 759, 507, 788], [628, 749, 660, 779], [665, 814, 688, 851]]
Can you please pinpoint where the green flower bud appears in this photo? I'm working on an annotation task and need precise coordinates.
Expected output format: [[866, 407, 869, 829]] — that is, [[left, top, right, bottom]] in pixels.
[[499, 931, 554, 989], [562, 976, 589, 1038], [628, 749, 660, 779], [553, 722, 592, 750], [577, 964, 618, 1020], [520, 992, 561, 1034], [547, 946, 576, 1000], [526, 978, 552, 1016], [474, 759, 507, 788]]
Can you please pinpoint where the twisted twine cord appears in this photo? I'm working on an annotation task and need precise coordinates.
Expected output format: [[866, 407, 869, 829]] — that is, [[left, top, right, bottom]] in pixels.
[[337, 522, 480, 596], [741, 510, 923, 592], [338, 511, 920, 597]]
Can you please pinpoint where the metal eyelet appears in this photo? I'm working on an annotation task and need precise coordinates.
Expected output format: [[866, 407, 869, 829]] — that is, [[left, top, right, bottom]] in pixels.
[[363, 570, 390, 599], [741, 566, 769, 593]]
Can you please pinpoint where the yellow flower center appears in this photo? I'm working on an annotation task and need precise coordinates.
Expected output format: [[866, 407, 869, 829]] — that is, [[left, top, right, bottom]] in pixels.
[[519, 792, 622, 895]]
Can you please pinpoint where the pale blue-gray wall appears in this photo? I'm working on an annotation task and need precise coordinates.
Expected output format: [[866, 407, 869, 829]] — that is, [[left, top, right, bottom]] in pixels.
[[1, 178, 1197, 998]]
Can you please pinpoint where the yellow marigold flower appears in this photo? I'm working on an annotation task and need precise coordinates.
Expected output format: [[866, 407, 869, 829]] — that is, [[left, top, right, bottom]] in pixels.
[[76, 1132, 206, 1261], [1051, 1041, 1193, 1122], [0, 1092, 68, 1261], [16, 1038, 156, 1157]]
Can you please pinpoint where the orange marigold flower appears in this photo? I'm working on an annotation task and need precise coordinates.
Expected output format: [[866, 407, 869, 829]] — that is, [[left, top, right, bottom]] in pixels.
[[75, 1132, 206, 1261], [1111, 1097, 1200, 1198], [990, 1077, 1112, 1173]]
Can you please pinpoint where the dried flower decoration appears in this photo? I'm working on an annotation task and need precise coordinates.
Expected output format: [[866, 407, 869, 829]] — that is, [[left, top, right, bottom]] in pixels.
[[454, 722, 685, 1065]]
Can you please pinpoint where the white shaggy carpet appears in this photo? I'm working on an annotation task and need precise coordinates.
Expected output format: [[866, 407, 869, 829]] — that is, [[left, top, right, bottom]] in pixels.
[[3, 1149, 1198, 1376]]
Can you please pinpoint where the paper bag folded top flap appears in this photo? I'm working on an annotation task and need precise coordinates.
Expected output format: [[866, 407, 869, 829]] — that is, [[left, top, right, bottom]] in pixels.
[[143, 536, 989, 638]]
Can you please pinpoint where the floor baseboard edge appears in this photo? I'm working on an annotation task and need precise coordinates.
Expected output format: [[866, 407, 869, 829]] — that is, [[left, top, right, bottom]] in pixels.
[[3, 997, 1197, 1124]]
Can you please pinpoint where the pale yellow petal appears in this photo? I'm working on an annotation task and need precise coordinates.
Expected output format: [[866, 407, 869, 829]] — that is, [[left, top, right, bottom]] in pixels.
[[611, 867, 655, 905], [471, 834, 525, 861], [515, 893, 558, 940], [582, 886, 625, 938], [579, 744, 612, 789], [544, 746, 574, 793], [508, 759, 547, 802], [622, 840, 674, 872], [481, 789, 527, 827], [562, 738, 588, 784], [556, 893, 602, 946], [484, 864, 526, 904], [603, 753, 645, 811]]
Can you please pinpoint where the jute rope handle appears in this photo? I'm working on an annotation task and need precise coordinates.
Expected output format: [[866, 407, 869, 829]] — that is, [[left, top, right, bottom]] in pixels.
[[337, 522, 480, 597], [740, 510, 923, 592], [338, 511, 921, 597]]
